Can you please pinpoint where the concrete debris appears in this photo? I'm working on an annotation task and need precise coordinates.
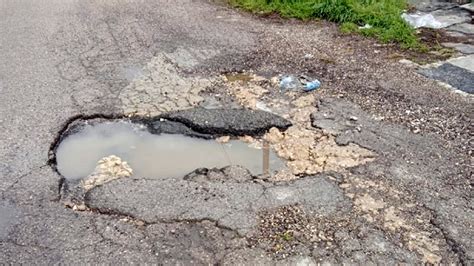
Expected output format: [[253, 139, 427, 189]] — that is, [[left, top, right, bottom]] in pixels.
[[226, 75, 376, 178], [82, 155, 133, 191]]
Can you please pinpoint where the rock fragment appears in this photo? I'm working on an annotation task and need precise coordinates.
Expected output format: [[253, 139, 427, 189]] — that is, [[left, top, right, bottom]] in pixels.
[[82, 155, 133, 191]]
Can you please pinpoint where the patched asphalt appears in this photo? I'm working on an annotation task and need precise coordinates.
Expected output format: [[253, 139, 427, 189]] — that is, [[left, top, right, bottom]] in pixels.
[[85, 173, 349, 236], [418, 63, 474, 94], [160, 108, 292, 136]]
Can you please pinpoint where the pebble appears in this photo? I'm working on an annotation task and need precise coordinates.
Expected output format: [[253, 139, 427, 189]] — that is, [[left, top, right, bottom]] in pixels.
[[72, 204, 86, 211], [216, 136, 230, 143]]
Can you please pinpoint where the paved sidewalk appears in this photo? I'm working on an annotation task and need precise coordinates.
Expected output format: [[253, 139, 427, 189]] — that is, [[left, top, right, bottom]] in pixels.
[[408, 1, 474, 94]]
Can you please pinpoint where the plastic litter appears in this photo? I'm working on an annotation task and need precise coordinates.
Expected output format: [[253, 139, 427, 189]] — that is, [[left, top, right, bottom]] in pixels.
[[401, 12, 447, 29], [279, 75, 300, 91], [279, 75, 321, 92], [359, 24, 372, 29], [304, 80, 321, 92]]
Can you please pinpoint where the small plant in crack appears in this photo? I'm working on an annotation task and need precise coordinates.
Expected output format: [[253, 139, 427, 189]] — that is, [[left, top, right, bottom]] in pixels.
[[279, 231, 294, 242], [249, 205, 313, 257]]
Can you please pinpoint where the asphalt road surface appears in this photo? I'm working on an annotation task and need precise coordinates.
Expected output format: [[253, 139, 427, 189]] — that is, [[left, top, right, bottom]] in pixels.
[[1, 0, 472, 264]]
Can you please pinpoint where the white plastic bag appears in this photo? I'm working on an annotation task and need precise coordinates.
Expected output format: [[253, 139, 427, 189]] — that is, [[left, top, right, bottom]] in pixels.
[[402, 12, 448, 29]]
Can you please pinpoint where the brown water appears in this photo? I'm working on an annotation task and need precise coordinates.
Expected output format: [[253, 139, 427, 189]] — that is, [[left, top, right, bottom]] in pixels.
[[56, 121, 285, 180]]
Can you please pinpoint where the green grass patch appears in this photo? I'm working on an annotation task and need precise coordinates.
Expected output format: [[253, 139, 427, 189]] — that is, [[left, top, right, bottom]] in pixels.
[[229, 0, 420, 49], [279, 231, 294, 241]]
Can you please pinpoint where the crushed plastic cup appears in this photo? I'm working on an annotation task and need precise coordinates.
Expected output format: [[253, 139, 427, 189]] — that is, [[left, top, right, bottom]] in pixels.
[[279, 75, 321, 92], [304, 80, 321, 92], [279, 75, 299, 91]]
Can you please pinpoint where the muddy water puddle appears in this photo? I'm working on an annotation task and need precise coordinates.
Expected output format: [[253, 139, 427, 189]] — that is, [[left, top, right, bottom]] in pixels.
[[56, 121, 284, 180]]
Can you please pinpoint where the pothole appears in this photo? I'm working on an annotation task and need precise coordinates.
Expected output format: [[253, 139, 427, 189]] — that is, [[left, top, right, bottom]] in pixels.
[[54, 119, 285, 180]]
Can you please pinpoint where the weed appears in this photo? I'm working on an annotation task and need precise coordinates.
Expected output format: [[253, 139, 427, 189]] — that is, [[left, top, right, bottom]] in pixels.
[[279, 231, 294, 241], [229, 0, 421, 49]]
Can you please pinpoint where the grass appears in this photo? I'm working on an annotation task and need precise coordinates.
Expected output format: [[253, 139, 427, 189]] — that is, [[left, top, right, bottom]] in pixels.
[[279, 231, 294, 241], [229, 0, 420, 49]]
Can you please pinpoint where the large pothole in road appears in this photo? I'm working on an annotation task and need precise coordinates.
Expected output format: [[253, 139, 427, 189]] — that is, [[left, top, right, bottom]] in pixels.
[[48, 108, 352, 237], [50, 108, 292, 182], [56, 120, 285, 180]]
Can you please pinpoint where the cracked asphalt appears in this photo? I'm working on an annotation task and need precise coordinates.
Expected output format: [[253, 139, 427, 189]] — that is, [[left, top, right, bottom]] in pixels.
[[1, 0, 472, 264]]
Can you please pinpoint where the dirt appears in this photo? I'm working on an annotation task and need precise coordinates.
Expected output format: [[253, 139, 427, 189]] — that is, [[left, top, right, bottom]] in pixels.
[[419, 28, 474, 46], [399, 28, 474, 64]]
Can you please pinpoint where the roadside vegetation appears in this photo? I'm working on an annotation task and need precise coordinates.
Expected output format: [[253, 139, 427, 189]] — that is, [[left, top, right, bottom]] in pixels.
[[229, 0, 420, 49]]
